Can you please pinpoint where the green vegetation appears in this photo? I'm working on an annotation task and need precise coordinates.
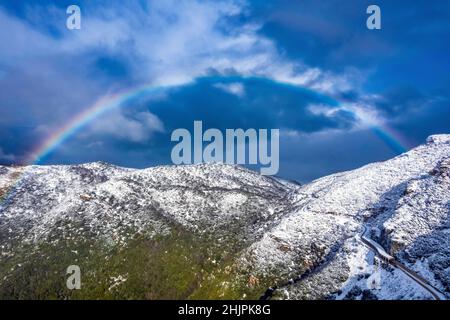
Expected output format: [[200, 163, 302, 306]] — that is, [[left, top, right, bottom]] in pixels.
[[0, 223, 271, 300]]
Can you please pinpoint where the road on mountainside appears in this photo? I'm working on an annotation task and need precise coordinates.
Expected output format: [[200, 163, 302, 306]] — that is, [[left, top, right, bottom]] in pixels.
[[260, 225, 447, 300], [360, 226, 446, 300]]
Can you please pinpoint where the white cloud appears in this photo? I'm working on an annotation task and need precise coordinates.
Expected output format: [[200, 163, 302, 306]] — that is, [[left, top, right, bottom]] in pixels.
[[0, 1, 358, 95], [124, 0, 359, 95], [343, 102, 384, 128], [214, 82, 245, 97], [308, 101, 386, 131], [88, 109, 165, 143], [0, 10, 55, 63]]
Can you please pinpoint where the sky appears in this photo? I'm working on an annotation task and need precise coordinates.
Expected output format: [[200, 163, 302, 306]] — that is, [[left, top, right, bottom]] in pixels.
[[0, 0, 449, 182]]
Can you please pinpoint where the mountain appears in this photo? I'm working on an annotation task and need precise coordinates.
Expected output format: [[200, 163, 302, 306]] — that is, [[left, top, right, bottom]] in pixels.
[[0, 135, 449, 300]]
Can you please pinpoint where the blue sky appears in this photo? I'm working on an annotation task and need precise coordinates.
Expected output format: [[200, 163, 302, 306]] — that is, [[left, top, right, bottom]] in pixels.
[[0, 0, 449, 182]]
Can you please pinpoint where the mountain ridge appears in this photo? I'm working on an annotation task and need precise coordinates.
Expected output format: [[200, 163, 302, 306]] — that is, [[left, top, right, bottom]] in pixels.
[[0, 134, 449, 299]]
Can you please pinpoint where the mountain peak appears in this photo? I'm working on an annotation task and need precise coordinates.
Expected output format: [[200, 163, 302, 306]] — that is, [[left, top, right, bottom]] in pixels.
[[426, 134, 450, 145]]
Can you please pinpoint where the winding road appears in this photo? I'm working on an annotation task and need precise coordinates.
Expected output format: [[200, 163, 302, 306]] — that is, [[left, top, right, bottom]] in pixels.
[[260, 225, 447, 300], [360, 226, 446, 300]]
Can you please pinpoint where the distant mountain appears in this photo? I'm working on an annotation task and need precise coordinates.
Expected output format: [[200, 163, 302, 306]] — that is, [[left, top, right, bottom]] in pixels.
[[0, 135, 449, 300]]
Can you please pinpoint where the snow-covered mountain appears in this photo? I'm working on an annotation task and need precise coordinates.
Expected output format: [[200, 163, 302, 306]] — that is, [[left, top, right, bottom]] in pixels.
[[0, 135, 449, 300]]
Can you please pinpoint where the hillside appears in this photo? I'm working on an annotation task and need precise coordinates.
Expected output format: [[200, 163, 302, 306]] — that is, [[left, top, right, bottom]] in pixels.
[[0, 135, 449, 300]]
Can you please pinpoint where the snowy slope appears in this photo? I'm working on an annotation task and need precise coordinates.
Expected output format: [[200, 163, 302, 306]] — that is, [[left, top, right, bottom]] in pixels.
[[244, 134, 450, 299], [0, 162, 292, 247]]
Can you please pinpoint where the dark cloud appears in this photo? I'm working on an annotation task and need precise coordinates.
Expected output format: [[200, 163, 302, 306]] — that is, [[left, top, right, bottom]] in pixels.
[[373, 86, 429, 116], [143, 77, 349, 133], [278, 129, 398, 183]]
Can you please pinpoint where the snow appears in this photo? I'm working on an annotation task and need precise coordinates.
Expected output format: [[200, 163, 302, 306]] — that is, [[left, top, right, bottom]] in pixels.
[[240, 134, 450, 298], [0, 134, 449, 299]]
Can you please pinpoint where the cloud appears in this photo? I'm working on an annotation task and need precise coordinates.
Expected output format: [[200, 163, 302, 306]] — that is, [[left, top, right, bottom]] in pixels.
[[278, 127, 399, 182], [0, 9, 55, 63], [3, 1, 357, 93], [0, 0, 364, 147], [87, 109, 165, 143], [213, 82, 245, 97], [0, 0, 362, 172], [0, 148, 15, 162], [370, 86, 430, 117]]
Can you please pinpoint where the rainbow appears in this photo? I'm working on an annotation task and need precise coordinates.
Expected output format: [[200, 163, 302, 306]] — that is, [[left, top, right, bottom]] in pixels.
[[0, 76, 411, 207], [26, 83, 174, 165], [25, 76, 410, 164], [0, 81, 178, 207], [26, 77, 411, 164], [371, 125, 410, 154]]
